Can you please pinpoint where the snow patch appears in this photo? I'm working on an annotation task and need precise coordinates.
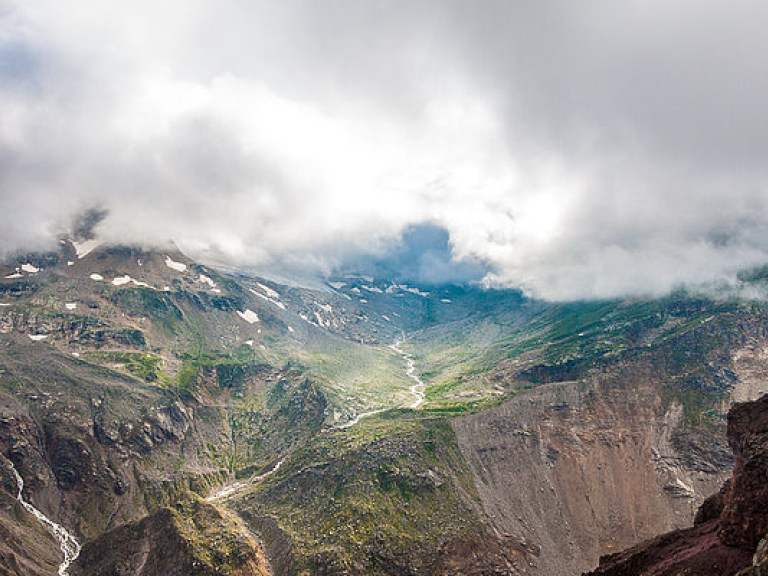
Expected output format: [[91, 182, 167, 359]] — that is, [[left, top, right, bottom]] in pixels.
[[67, 261, 74, 266], [28, 334, 49, 341], [382, 315, 391, 321], [288, 326, 294, 333], [211, 288, 222, 294], [362, 285, 383, 293], [249, 288, 286, 309], [89, 274, 104, 281], [440, 298, 452, 303], [0, 303, 10, 307], [328, 281, 346, 290], [198, 274, 217, 288], [72, 352, 80, 358], [65, 303, 77, 310], [244, 340, 254, 346], [112, 275, 151, 288], [400, 285, 429, 297], [255, 282, 280, 299], [164, 255, 187, 272], [4, 273, 22, 279], [21, 263, 39, 273], [314, 311, 327, 327], [236, 309, 260, 324], [72, 239, 100, 258]]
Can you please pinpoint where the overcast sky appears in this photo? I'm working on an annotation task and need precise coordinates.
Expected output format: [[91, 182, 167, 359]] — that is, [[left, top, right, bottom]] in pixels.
[[2, 1, 768, 299]]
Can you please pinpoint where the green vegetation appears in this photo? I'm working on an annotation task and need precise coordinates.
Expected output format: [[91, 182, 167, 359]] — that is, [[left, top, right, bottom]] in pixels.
[[83, 350, 163, 381], [236, 417, 483, 574]]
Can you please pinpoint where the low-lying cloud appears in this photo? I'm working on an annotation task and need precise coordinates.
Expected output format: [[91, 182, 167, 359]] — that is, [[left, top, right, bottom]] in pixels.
[[2, 0, 768, 299]]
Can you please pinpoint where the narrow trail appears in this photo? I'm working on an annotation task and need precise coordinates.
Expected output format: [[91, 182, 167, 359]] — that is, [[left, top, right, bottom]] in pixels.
[[10, 462, 80, 575], [206, 457, 286, 502]]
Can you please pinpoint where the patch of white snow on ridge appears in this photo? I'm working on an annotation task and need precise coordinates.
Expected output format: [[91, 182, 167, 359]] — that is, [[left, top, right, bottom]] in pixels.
[[255, 282, 280, 299], [21, 263, 39, 273], [199, 274, 217, 288], [249, 288, 286, 310], [112, 275, 151, 288], [287, 326, 294, 332], [400, 285, 429, 297], [362, 285, 383, 293], [89, 274, 104, 281], [236, 309, 260, 324], [72, 239, 101, 259], [244, 340, 254, 346], [165, 256, 187, 272], [5, 273, 22, 279], [65, 303, 77, 310], [441, 299, 452, 303], [28, 334, 49, 341], [67, 261, 74, 266], [328, 281, 346, 290], [0, 303, 11, 307]]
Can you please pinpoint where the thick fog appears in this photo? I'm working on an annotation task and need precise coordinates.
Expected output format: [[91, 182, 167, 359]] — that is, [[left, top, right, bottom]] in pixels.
[[2, 1, 768, 298]]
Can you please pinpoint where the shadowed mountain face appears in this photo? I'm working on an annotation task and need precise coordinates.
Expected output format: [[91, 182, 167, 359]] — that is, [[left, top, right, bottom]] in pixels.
[[1, 241, 768, 575]]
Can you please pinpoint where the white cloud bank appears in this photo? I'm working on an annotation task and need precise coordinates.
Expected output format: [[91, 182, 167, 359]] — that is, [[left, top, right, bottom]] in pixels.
[[1, 0, 768, 299]]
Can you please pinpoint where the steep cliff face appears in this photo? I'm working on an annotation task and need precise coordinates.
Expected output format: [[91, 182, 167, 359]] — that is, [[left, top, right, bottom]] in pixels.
[[452, 374, 728, 576], [585, 393, 768, 576]]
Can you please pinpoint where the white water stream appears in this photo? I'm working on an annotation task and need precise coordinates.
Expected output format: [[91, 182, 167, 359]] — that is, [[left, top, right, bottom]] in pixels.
[[339, 339, 426, 429], [390, 340, 426, 409], [206, 457, 286, 502], [9, 462, 80, 575]]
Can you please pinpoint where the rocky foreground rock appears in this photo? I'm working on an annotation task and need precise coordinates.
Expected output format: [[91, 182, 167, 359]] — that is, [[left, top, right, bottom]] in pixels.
[[585, 393, 768, 576]]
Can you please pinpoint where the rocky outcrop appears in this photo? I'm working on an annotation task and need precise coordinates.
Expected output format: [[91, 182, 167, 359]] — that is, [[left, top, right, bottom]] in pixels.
[[71, 497, 270, 576], [719, 395, 768, 550], [585, 393, 768, 576]]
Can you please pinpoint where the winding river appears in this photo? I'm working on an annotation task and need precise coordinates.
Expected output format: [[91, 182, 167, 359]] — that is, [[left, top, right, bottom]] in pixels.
[[390, 339, 426, 409]]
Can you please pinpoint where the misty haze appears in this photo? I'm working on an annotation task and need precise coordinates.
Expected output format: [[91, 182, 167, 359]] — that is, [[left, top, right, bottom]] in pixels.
[[1, 2, 768, 576]]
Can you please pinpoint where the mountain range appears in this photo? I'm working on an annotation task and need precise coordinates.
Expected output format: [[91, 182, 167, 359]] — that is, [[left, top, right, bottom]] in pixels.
[[1, 239, 767, 575]]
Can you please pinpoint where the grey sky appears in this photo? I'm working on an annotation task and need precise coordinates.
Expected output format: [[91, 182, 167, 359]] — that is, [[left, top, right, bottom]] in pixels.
[[1, 1, 768, 298]]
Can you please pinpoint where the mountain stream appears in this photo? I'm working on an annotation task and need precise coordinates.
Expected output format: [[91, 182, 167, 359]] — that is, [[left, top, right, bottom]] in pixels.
[[9, 461, 81, 575]]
